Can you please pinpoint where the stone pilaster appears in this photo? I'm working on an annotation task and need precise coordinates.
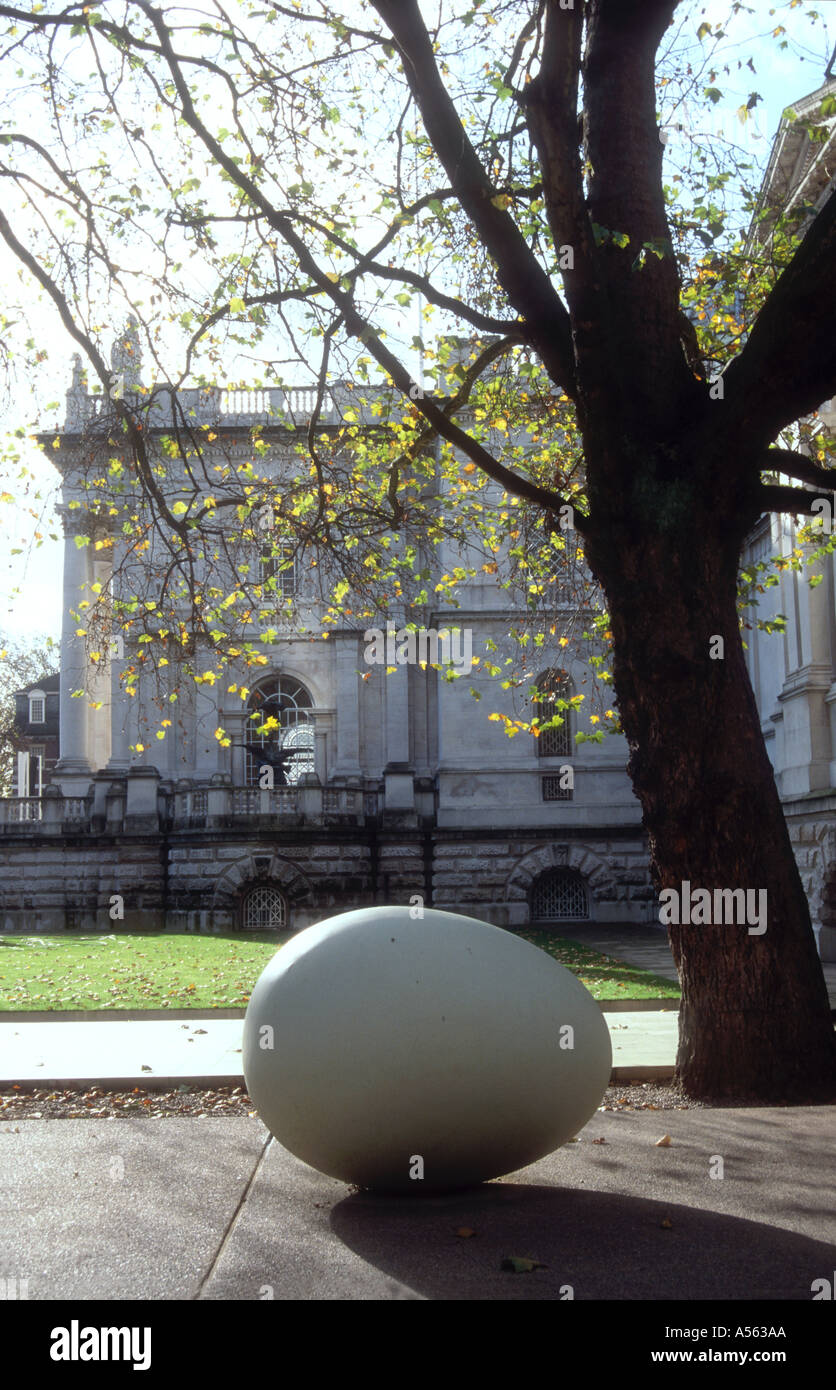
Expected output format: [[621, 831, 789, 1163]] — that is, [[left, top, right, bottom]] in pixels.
[[53, 507, 94, 794]]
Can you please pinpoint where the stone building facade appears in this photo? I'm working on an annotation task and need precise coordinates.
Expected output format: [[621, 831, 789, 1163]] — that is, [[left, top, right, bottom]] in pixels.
[[739, 59, 836, 961], [0, 344, 655, 935], [3, 63, 835, 952]]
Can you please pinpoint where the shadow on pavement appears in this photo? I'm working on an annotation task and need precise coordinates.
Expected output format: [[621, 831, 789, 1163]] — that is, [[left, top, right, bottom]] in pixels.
[[330, 1181, 835, 1300]]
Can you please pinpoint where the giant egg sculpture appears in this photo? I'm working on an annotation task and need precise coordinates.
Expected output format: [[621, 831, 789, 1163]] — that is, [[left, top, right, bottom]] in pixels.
[[243, 906, 611, 1193]]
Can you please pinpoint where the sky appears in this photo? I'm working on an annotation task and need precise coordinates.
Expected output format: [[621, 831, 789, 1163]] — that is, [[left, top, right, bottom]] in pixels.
[[0, 0, 832, 648]]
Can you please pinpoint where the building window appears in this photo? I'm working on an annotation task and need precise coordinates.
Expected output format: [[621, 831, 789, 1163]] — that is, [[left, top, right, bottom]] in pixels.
[[530, 868, 589, 921], [244, 675, 314, 786], [533, 669, 573, 758], [29, 745, 45, 796], [541, 773, 573, 802], [242, 884, 287, 930], [28, 693, 46, 723], [259, 542, 297, 598]]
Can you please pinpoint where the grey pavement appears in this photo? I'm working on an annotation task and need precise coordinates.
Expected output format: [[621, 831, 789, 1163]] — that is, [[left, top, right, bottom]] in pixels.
[[0, 1009, 680, 1087], [1, 1106, 833, 1300]]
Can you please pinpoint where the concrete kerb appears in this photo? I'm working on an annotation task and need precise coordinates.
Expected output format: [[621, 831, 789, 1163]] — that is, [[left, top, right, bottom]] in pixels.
[[0, 998, 679, 1023]]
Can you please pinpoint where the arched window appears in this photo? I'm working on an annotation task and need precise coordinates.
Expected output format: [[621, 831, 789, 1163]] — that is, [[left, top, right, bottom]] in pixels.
[[241, 884, 287, 930], [244, 675, 314, 786], [531, 868, 589, 921], [532, 668, 573, 758]]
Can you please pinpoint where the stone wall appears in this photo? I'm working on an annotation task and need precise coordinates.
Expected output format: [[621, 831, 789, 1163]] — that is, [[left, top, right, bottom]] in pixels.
[[0, 823, 657, 933], [0, 835, 165, 931], [784, 794, 836, 961], [431, 830, 655, 926]]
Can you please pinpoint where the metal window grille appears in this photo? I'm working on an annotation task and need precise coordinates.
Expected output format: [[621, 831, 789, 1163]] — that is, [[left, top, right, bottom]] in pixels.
[[531, 869, 589, 920], [533, 669, 572, 758], [541, 774, 573, 802], [242, 885, 287, 930]]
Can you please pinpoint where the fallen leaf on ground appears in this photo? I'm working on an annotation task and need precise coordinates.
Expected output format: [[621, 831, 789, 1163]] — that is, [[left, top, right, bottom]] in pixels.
[[500, 1256, 548, 1273], [660, 1217, 674, 1229], [655, 1134, 672, 1147], [455, 1228, 476, 1239]]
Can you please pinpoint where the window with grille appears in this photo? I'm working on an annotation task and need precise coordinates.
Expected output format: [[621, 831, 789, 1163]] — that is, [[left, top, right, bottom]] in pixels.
[[532, 669, 572, 757], [259, 542, 297, 598], [245, 675, 314, 786], [542, 773, 573, 801], [29, 694, 45, 723], [242, 884, 287, 930], [530, 868, 589, 920]]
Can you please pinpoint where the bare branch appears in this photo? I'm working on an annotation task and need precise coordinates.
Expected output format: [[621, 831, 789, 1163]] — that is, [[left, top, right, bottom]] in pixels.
[[724, 187, 836, 450], [370, 0, 576, 396]]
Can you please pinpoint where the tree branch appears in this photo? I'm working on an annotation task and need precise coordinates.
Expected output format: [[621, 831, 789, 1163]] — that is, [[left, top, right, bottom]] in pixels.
[[757, 484, 834, 516], [140, 1, 584, 527], [370, 0, 577, 396], [758, 447, 836, 491], [724, 186, 836, 449]]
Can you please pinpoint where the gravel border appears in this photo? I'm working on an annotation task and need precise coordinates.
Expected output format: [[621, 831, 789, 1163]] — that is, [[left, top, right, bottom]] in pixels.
[[0, 1080, 702, 1121]]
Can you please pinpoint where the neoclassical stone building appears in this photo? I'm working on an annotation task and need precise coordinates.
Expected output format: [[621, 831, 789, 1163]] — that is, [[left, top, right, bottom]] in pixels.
[[739, 57, 836, 961], [3, 61, 835, 953], [0, 340, 653, 935]]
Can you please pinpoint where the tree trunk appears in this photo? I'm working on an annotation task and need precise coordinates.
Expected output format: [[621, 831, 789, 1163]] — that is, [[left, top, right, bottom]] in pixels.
[[588, 518, 836, 1101]]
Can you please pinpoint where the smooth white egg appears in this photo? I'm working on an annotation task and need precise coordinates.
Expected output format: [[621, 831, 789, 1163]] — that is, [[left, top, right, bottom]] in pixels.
[[243, 906, 611, 1193]]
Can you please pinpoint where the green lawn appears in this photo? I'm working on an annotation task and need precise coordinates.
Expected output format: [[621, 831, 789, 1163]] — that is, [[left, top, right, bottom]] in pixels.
[[0, 932, 290, 1011], [517, 930, 680, 1001], [0, 927, 679, 1011]]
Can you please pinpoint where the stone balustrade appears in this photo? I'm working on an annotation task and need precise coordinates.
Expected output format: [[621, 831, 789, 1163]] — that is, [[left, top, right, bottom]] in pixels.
[[0, 780, 375, 833], [64, 383, 393, 433]]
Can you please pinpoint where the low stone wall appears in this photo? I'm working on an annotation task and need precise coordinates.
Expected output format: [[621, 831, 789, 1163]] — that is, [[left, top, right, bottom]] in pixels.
[[0, 836, 165, 931], [0, 824, 655, 933], [431, 831, 655, 926]]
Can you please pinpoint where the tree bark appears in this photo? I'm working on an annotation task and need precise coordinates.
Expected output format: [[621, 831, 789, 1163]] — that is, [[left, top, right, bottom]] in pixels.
[[587, 513, 836, 1101]]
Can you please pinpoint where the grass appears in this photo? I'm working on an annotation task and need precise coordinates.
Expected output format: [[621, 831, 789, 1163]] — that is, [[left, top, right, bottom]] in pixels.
[[0, 931, 291, 1011], [0, 927, 680, 1012], [516, 930, 680, 1001]]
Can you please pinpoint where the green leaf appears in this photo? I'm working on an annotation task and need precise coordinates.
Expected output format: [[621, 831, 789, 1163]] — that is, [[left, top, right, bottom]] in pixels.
[[229, 296, 246, 314]]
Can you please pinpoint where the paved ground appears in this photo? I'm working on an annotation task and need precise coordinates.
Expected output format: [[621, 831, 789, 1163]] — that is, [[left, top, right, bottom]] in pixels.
[[0, 1009, 680, 1087], [1, 1105, 832, 1300], [1, 923, 833, 1304]]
